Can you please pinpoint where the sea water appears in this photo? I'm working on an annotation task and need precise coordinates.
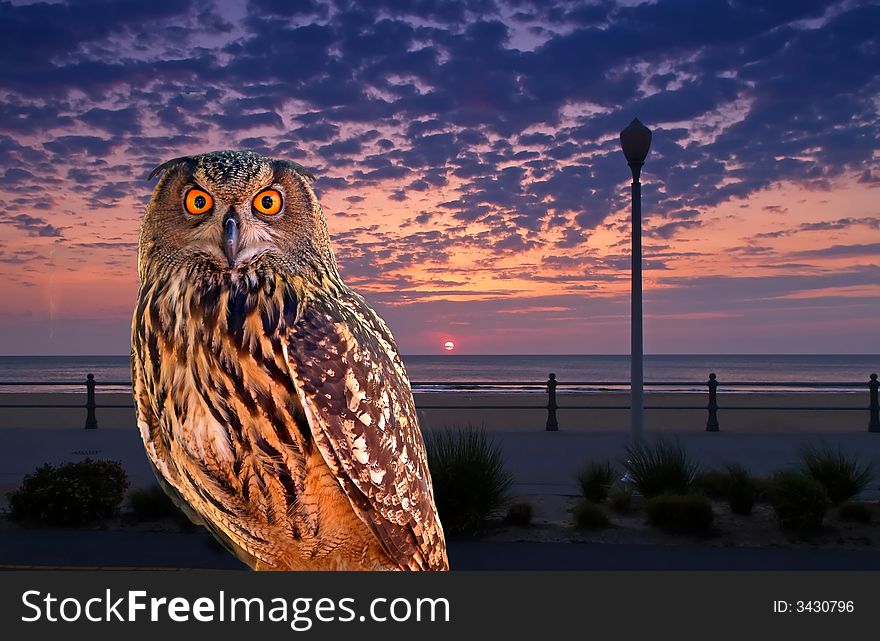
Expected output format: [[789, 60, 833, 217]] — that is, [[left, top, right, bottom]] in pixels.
[[0, 354, 876, 394]]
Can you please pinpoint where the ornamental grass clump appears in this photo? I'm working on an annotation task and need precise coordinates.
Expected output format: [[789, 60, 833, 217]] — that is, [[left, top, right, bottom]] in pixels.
[[798, 444, 873, 506], [505, 501, 534, 527], [607, 485, 634, 514], [622, 436, 699, 498], [426, 426, 512, 536], [726, 464, 757, 516], [577, 460, 616, 503]]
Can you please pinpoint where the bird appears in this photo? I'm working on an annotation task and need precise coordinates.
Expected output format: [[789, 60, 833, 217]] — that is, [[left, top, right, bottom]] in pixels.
[[131, 150, 448, 571]]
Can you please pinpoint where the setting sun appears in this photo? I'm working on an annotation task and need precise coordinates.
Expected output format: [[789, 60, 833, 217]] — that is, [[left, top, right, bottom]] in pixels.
[[443, 340, 455, 352]]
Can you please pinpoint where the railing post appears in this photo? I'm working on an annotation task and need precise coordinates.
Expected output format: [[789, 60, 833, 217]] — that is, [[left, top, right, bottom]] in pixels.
[[545, 373, 558, 431], [84, 373, 98, 430], [869, 373, 879, 433], [706, 372, 719, 432]]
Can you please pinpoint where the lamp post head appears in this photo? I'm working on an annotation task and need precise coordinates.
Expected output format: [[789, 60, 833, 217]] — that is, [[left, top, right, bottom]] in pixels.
[[620, 118, 652, 180]]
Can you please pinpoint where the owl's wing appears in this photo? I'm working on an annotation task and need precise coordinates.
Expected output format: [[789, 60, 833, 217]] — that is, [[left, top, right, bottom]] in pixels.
[[281, 290, 448, 571]]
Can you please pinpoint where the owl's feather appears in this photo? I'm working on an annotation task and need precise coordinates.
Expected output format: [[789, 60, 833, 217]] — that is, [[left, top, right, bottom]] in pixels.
[[284, 290, 447, 570], [147, 154, 314, 183], [147, 156, 195, 182]]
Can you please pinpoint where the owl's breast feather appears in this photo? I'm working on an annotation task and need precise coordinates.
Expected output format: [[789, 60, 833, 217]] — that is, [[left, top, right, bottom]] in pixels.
[[134, 258, 311, 495]]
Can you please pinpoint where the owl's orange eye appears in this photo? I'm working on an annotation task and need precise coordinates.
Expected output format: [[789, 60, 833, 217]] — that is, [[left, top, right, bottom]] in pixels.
[[253, 189, 283, 216], [184, 188, 213, 215]]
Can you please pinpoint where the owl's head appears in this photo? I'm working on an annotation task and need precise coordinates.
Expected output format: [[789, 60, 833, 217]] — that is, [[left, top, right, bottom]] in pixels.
[[140, 150, 336, 279]]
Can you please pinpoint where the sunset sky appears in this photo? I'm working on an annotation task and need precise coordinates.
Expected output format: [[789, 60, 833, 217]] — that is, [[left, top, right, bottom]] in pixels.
[[0, 0, 878, 355]]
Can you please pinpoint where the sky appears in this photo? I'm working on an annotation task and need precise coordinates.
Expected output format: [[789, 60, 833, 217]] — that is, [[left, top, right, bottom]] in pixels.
[[0, 0, 878, 356]]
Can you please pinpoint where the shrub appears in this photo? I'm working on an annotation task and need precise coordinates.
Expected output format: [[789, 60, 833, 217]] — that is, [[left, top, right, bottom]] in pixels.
[[645, 494, 714, 535], [572, 499, 611, 529], [607, 485, 634, 514], [726, 464, 757, 516], [7, 458, 129, 526], [768, 471, 830, 531], [622, 436, 699, 498], [837, 501, 873, 524], [505, 501, 533, 527], [577, 460, 616, 503], [694, 470, 730, 500], [426, 426, 512, 536], [798, 444, 873, 506]]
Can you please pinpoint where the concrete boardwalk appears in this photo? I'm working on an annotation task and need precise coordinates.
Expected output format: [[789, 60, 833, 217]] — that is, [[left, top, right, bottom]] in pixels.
[[2, 426, 880, 498]]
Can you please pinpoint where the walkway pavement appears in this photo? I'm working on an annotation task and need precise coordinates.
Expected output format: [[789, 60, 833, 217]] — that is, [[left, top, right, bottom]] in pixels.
[[3, 427, 880, 498]]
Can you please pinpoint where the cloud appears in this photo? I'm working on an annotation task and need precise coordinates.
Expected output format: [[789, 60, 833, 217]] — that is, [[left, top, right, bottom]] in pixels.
[[79, 107, 142, 135], [792, 243, 880, 259], [43, 136, 116, 158], [752, 217, 880, 240], [2, 167, 34, 184], [0, 213, 64, 237], [656, 266, 880, 309], [0, 0, 877, 353]]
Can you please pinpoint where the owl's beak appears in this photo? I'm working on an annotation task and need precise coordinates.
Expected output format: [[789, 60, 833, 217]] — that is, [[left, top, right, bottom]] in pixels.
[[223, 212, 239, 266]]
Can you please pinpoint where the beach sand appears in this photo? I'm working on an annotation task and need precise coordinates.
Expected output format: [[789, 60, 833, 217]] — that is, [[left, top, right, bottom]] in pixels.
[[0, 391, 873, 432]]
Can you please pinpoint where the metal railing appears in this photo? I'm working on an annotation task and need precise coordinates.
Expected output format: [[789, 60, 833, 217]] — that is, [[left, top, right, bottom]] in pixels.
[[0, 372, 878, 433]]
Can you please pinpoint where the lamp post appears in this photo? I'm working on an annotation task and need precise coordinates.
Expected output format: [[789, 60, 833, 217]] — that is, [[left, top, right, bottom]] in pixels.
[[620, 118, 652, 443]]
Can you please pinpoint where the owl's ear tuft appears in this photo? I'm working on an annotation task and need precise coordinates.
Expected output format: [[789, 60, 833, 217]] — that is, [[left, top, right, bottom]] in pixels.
[[273, 159, 316, 184], [147, 156, 195, 182]]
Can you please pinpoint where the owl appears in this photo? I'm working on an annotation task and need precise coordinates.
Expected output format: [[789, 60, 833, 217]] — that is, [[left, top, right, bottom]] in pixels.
[[131, 150, 448, 571]]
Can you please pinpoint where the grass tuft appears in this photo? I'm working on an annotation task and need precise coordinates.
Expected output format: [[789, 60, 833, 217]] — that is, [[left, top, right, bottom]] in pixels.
[[726, 463, 757, 516], [622, 436, 700, 498], [576, 460, 616, 503], [607, 485, 634, 514], [426, 425, 512, 536], [505, 501, 534, 527], [798, 444, 873, 506]]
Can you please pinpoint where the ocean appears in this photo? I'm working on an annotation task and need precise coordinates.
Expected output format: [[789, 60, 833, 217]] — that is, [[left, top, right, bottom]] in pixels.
[[0, 354, 876, 394]]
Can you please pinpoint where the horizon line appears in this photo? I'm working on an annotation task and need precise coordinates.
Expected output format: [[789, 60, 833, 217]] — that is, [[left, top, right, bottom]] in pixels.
[[1, 353, 878, 358]]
